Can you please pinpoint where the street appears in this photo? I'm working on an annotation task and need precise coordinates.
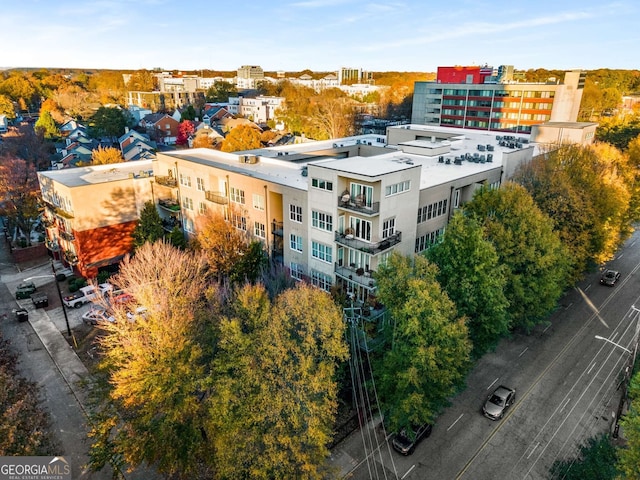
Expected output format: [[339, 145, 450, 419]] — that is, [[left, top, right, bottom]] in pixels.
[[341, 229, 638, 480]]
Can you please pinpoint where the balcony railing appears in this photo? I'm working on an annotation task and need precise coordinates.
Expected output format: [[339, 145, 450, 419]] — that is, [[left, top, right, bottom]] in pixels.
[[155, 175, 178, 188], [335, 263, 376, 289], [162, 217, 181, 232], [337, 195, 380, 216], [158, 198, 181, 213], [59, 231, 75, 241], [271, 220, 283, 237], [205, 191, 228, 205], [334, 230, 401, 254]]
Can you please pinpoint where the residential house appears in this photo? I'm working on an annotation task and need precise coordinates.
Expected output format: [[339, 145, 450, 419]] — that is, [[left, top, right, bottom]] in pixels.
[[140, 113, 180, 145], [119, 129, 157, 161], [0, 114, 8, 133]]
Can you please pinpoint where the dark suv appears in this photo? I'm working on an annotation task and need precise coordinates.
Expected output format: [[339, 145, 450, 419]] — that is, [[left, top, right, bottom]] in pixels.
[[600, 269, 621, 287], [391, 423, 433, 455], [15, 282, 37, 299]]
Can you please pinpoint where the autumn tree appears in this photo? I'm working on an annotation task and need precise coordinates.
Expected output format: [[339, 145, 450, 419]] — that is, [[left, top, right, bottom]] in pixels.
[[374, 253, 472, 434], [176, 120, 195, 146], [89, 242, 214, 478], [52, 84, 98, 120], [0, 73, 40, 112], [132, 200, 165, 248], [220, 124, 262, 152], [427, 212, 510, 357], [126, 70, 155, 91], [90, 106, 128, 143], [91, 145, 124, 165], [39, 98, 65, 124], [465, 183, 571, 331], [0, 154, 41, 244], [0, 94, 15, 120], [310, 89, 356, 139], [209, 283, 348, 479]]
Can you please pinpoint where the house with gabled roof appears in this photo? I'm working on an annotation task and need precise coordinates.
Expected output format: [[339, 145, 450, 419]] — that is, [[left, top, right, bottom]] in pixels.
[[140, 113, 180, 145], [119, 129, 157, 161]]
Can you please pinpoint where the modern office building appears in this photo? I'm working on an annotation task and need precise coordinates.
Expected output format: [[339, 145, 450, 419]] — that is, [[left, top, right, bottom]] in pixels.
[[412, 65, 586, 134]]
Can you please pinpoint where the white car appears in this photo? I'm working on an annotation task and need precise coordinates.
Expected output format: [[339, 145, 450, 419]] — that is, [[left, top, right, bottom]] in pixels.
[[82, 307, 115, 325]]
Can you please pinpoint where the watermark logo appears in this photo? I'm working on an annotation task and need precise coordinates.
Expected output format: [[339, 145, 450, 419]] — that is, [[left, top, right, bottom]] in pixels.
[[0, 456, 71, 480]]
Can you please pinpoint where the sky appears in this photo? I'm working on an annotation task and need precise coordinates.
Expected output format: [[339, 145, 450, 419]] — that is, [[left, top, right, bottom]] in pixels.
[[1, 0, 639, 73]]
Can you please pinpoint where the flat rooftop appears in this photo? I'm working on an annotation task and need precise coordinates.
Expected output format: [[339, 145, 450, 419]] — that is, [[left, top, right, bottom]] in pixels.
[[38, 160, 154, 188]]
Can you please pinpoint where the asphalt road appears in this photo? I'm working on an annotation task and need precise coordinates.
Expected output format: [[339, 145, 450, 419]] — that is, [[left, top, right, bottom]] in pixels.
[[347, 229, 638, 480]]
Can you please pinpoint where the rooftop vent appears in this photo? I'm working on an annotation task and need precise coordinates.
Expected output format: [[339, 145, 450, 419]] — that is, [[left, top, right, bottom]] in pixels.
[[301, 166, 308, 177]]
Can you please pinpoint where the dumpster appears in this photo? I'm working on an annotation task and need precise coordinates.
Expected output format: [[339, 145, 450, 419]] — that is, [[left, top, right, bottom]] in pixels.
[[32, 293, 49, 309], [15, 308, 28, 322]]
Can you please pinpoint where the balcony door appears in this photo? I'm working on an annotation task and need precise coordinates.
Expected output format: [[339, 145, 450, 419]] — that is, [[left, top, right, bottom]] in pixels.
[[350, 183, 373, 208]]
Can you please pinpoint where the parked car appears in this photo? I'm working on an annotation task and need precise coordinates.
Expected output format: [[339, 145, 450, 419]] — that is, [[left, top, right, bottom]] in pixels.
[[82, 307, 115, 325], [482, 385, 516, 420], [15, 282, 37, 299], [600, 269, 621, 287], [63, 283, 113, 308], [391, 423, 433, 455]]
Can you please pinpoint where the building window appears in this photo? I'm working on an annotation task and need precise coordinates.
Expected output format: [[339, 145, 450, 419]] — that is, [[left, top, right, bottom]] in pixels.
[[254, 221, 266, 238], [385, 180, 411, 197], [182, 197, 193, 210], [312, 178, 333, 191], [179, 173, 192, 187], [350, 217, 371, 241], [290, 262, 304, 280], [312, 241, 332, 263], [196, 177, 205, 191], [198, 202, 207, 215], [253, 193, 265, 211], [312, 210, 333, 232], [231, 213, 246, 231], [230, 187, 245, 204], [417, 199, 448, 223], [183, 218, 194, 232], [290, 234, 303, 252], [350, 183, 373, 208], [289, 204, 303, 223], [382, 217, 395, 238], [311, 270, 332, 292], [415, 228, 445, 253], [453, 189, 460, 208]]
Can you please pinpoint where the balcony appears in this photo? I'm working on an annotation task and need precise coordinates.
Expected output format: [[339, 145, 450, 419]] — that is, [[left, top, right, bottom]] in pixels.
[[205, 191, 228, 205], [335, 263, 376, 289], [334, 231, 402, 255], [158, 198, 181, 214], [59, 231, 75, 241], [338, 194, 380, 216], [155, 175, 178, 188], [271, 220, 283, 237], [162, 216, 181, 232]]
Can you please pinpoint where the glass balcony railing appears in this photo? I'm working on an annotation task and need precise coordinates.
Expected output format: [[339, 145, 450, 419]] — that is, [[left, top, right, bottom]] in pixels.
[[334, 231, 401, 254]]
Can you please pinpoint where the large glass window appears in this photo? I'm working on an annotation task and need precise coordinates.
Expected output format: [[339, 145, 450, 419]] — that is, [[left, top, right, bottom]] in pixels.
[[230, 187, 245, 204], [349, 183, 373, 208], [312, 210, 333, 232], [253, 193, 265, 211], [312, 241, 332, 263], [311, 270, 332, 292], [290, 234, 303, 252], [349, 217, 371, 241], [289, 204, 303, 223], [382, 218, 395, 238]]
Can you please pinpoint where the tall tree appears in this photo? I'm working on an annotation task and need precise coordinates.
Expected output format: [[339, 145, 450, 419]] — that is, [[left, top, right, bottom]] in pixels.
[[132, 200, 164, 248], [220, 124, 262, 152], [374, 253, 472, 434], [90, 106, 128, 143], [91, 145, 124, 165], [34, 110, 59, 139], [0, 154, 41, 245], [209, 283, 348, 479], [618, 371, 640, 479], [90, 242, 213, 478], [465, 183, 571, 332], [205, 81, 237, 103], [176, 120, 195, 146], [0, 94, 15, 120], [427, 212, 510, 357]]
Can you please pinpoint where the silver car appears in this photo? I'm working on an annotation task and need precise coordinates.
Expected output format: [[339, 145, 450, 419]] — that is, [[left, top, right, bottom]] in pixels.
[[482, 385, 516, 420]]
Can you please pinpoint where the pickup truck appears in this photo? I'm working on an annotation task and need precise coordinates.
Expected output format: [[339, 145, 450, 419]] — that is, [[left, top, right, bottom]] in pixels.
[[63, 283, 112, 308]]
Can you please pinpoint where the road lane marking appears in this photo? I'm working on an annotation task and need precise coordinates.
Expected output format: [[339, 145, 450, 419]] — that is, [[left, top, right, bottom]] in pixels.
[[401, 465, 416, 479], [618, 253, 624, 259], [447, 414, 464, 431], [519, 347, 528, 357], [630, 240, 636, 247], [560, 397, 570, 412], [587, 361, 596, 374], [487, 377, 499, 390], [564, 302, 573, 309], [543, 324, 552, 334], [527, 442, 540, 459], [585, 284, 591, 291]]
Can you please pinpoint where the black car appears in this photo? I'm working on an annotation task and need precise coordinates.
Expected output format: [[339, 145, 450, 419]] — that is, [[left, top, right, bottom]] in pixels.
[[600, 269, 621, 287], [483, 385, 516, 420], [391, 423, 433, 455], [15, 282, 37, 299]]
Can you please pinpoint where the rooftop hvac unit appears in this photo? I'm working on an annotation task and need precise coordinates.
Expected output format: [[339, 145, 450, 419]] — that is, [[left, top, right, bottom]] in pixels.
[[477, 144, 486, 151], [445, 158, 451, 164], [487, 154, 493, 162], [301, 166, 308, 177], [438, 156, 444, 163], [487, 144, 494, 151]]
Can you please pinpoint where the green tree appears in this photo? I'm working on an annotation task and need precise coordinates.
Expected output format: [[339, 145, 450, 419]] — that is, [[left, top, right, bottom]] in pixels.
[[229, 240, 268, 284], [209, 283, 348, 479], [465, 183, 571, 332], [168, 225, 187, 250], [220, 124, 262, 152], [90, 106, 128, 143], [34, 110, 59, 139], [618, 370, 640, 478], [205, 81, 237, 103], [90, 242, 213, 478], [427, 212, 510, 357], [180, 105, 196, 121], [132, 201, 164, 248], [0, 154, 41, 245], [374, 253, 472, 434], [550, 433, 619, 480]]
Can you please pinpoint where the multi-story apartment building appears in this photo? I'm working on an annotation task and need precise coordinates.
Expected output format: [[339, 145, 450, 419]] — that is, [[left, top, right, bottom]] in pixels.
[[236, 65, 265, 89], [412, 65, 586, 134], [38, 161, 154, 278], [153, 125, 537, 301], [237, 96, 285, 123]]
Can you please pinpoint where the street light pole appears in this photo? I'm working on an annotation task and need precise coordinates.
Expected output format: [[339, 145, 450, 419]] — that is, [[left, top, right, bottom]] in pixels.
[[50, 261, 72, 338], [594, 335, 632, 354]]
